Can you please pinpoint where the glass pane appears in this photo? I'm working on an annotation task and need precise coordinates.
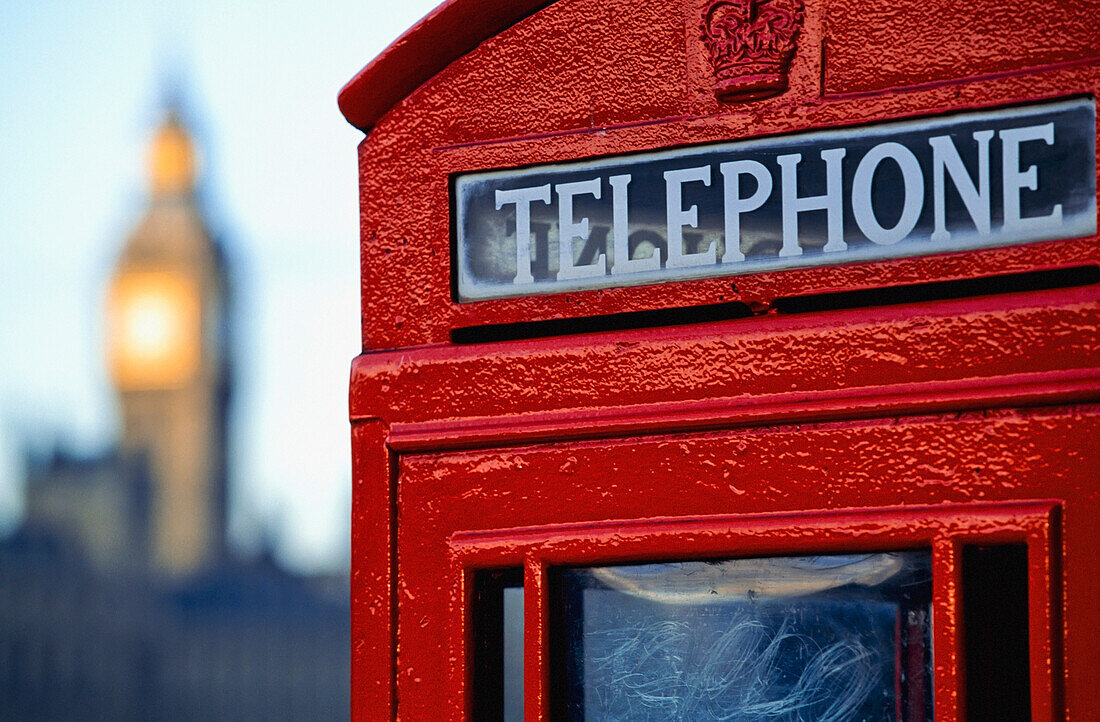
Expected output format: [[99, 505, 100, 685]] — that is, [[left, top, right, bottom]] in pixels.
[[552, 552, 932, 721], [963, 544, 1030, 721], [503, 585, 524, 722], [453, 100, 1096, 302], [472, 569, 524, 721]]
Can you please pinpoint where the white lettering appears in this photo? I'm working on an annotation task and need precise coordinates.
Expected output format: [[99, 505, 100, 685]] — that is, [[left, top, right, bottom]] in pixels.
[[777, 148, 847, 256], [719, 160, 772, 263], [1001, 123, 1062, 234], [852, 142, 924, 245], [496, 184, 551, 285], [664, 166, 716, 268], [556, 178, 604, 280], [609, 174, 659, 275], [929, 130, 993, 241]]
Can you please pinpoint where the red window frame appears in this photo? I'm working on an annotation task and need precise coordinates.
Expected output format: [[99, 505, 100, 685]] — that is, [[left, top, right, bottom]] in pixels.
[[452, 501, 1060, 721]]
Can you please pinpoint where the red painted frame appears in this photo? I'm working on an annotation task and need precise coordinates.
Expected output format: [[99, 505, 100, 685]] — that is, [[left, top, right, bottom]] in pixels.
[[450, 501, 1061, 721], [341, 0, 1100, 719], [373, 387, 1096, 721]]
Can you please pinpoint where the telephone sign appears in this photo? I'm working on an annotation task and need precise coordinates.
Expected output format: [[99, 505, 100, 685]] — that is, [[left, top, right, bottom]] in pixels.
[[456, 99, 1095, 300]]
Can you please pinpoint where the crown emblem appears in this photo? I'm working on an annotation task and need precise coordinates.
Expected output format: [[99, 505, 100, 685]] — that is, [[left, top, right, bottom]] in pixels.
[[701, 0, 805, 102]]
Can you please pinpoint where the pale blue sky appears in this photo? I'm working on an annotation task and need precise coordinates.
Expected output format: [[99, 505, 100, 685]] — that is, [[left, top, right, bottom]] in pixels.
[[0, 0, 441, 572]]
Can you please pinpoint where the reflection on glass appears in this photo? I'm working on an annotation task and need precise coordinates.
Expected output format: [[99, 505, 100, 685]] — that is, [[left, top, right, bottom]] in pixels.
[[503, 586, 524, 722], [552, 552, 932, 721]]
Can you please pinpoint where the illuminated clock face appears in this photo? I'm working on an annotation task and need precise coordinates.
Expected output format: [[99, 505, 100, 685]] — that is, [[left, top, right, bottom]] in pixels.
[[108, 270, 201, 389]]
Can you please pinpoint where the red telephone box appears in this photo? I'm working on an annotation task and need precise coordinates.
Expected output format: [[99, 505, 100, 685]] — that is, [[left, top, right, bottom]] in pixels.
[[340, 0, 1099, 719]]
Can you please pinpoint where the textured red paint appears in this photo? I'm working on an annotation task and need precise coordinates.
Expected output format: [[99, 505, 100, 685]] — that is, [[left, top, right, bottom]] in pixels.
[[349, 420, 394, 720], [350, 0, 1099, 351], [342, 0, 1099, 719], [350, 287, 1100, 426], [522, 562, 549, 721], [338, 0, 555, 133], [824, 0, 1100, 97]]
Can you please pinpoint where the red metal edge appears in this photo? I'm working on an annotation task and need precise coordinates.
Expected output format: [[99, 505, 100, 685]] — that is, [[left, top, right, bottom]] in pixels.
[[349, 419, 395, 721], [383, 367, 1100, 453], [338, 0, 558, 133], [523, 558, 549, 722], [446, 501, 1059, 558]]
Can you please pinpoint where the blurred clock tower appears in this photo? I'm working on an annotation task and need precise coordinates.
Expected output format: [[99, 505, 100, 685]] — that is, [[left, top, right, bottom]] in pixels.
[[2, 101, 348, 721], [106, 110, 231, 576]]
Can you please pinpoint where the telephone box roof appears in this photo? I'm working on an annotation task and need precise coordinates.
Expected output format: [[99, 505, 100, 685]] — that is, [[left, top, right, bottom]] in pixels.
[[338, 0, 555, 133]]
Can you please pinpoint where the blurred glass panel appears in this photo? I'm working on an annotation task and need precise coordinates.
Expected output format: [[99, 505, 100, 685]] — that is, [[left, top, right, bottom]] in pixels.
[[552, 552, 932, 721]]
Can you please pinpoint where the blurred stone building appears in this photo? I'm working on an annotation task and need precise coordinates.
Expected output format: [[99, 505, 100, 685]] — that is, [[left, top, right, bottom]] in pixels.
[[0, 111, 348, 720]]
